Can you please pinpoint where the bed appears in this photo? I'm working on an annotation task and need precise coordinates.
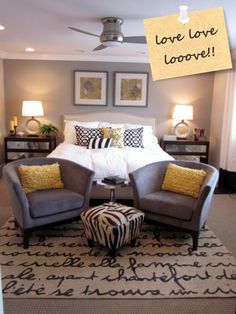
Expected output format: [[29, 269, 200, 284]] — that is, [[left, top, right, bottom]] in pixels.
[[48, 112, 173, 199]]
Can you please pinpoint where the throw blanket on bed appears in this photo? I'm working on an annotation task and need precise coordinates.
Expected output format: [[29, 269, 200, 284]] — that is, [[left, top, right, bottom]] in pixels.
[[48, 143, 173, 180]]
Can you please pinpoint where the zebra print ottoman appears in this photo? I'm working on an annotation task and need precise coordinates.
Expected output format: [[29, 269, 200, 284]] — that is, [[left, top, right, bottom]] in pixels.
[[81, 203, 144, 257]]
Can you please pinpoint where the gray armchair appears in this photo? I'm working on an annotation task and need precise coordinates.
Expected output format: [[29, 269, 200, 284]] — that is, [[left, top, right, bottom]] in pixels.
[[129, 160, 219, 251], [3, 157, 95, 249]]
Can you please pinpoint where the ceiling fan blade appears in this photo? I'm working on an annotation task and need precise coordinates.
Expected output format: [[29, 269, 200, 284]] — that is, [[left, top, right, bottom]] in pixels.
[[93, 44, 107, 51], [123, 36, 146, 44], [68, 27, 99, 38]]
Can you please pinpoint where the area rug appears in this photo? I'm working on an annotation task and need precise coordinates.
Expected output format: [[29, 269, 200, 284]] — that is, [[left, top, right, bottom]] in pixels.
[[0, 217, 235, 299]]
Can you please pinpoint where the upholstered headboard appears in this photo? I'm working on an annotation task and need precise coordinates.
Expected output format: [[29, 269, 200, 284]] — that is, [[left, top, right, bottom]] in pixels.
[[63, 112, 157, 135]]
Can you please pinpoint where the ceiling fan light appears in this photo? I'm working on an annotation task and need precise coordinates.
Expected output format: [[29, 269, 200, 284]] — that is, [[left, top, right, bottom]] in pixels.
[[100, 17, 124, 46], [102, 41, 122, 47], [100, 33, 123, 43]]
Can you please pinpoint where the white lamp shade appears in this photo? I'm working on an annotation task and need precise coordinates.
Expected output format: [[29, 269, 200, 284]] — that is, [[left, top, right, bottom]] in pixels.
[[22, 101, 44, 117], [172, 104, 193, 120]]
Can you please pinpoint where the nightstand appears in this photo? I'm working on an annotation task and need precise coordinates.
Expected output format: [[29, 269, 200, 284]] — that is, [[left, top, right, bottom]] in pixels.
[[4, 135, 56, 163], [160, 139, 209, 164]]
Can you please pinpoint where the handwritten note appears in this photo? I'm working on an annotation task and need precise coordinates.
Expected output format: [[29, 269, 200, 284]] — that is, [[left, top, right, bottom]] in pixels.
[[144, 7, 232, 80]]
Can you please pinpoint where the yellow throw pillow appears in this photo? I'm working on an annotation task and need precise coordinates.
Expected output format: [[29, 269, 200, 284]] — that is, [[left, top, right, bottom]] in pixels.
[[162, 163, 207, 198], [18, 163, 64, 193], [102, 127, 124, 148]]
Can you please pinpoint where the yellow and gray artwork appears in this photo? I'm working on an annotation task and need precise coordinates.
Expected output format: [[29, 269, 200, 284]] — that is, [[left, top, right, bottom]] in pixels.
[[80, 77, 102, 100], [120, 79, 142, 101]]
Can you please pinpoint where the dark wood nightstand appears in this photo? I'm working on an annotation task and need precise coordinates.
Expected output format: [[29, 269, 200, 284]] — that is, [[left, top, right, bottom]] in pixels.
[[160, 139, 209, 164], [4, 135, 56, 163]]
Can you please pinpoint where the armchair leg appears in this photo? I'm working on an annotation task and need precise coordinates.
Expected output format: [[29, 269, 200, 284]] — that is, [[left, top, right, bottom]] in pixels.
[[192, 232, 199, 251], [14, 219, 19, 228], [23, 230, 30, 249]]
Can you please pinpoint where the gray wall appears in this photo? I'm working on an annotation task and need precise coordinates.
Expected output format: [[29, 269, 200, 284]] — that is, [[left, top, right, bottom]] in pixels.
[[3, 60, 214, 141]]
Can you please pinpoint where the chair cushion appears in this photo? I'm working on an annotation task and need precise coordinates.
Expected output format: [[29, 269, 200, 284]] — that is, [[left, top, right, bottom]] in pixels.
[[18, 163, 64, 193], [27, 189, 84, 218], [140, 190, 196, 221], [161, 163, 206, 198]]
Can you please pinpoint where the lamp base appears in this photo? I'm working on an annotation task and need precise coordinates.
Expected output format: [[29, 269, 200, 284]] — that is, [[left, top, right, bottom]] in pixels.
[[25, 117, 41, 136], [174, 120, 190, 139]]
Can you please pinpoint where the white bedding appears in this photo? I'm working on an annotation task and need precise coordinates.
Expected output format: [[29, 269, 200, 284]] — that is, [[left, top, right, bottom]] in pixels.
[[48, 143, 174, 180]]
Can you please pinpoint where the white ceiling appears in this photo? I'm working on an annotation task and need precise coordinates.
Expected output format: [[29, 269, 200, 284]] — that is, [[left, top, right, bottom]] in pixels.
[[0, 0, 235, 63]]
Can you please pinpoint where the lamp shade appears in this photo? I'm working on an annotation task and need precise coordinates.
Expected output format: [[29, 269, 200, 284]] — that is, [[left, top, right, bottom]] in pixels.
[[22, 101, 44, 117], [172, 104, 193, 121]]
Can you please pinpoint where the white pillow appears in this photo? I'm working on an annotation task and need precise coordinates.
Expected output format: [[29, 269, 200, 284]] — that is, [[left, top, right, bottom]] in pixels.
[[125, 123, 158, 147], [98, 121, 125, 128], [64, 120, 99, 144]]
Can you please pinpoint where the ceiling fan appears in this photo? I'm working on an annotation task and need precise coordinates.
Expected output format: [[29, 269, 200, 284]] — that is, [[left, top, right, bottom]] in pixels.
[[69, 17, 146, 51]]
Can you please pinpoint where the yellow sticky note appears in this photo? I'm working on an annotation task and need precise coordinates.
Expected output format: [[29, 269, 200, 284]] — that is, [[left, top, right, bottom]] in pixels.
[[144, 7, 232, 81]]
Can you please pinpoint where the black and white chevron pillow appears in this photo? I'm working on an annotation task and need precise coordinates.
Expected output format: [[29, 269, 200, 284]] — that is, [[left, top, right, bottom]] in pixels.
[[74, 126, 102, 146], [124, 127, 144, 148], [88, 137, 112, 149]]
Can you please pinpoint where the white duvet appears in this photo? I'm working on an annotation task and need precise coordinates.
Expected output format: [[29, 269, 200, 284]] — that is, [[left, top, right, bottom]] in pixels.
[[48, 143, 174, 180]]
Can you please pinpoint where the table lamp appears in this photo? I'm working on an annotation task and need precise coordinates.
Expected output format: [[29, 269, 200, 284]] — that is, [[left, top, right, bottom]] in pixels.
[[22, 100, 44, 136], [172, 104, 193, 139]]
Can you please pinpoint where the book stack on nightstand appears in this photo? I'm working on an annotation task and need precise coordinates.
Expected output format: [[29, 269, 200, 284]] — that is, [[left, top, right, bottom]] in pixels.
[[160, 139, 209, 164]]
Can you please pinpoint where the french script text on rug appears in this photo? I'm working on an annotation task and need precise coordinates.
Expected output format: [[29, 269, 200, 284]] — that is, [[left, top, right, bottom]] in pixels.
[[0, 218, 236, 299]]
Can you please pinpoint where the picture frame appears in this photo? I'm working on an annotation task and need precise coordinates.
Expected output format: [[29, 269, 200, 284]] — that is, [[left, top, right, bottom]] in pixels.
[[114, 72, 149, 107], [74, 71, 108, 106]]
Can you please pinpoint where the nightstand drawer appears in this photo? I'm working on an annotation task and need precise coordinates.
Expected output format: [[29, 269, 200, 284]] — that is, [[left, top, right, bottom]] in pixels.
[[4, 136, 56, 163], [165, 144, 208, 154], [160, 139, 209, 164]]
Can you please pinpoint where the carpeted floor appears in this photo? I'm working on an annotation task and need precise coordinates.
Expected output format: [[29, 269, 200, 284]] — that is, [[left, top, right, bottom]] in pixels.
[[0, 178, 236, 313], [1, 217, 235, 300], [4, 298, 236, 314]]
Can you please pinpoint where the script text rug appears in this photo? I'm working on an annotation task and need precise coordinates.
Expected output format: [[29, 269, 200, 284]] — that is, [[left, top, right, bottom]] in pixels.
[[0, 217, 236, 299]]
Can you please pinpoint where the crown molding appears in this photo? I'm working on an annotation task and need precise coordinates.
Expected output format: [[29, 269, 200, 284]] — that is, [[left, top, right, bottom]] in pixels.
[[2, 52, 149, 63], [2, 49, 235, 63]]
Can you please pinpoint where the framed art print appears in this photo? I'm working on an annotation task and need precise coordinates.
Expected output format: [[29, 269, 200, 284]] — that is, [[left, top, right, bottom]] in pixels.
[[114, 72, 149, 107], [74, 71, 108, 106]]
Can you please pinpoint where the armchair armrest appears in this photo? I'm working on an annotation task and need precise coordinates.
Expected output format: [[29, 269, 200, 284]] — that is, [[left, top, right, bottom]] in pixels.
[[13, 182, 29, 210], [60, 160, 95, 209], [129, 161, 169, 208], [192, 167, 219, 229], [3, 166, 30, 228]]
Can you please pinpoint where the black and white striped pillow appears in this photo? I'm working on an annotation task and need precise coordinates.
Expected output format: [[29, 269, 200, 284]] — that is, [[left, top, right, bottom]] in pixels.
[[124, 127, 144, 148], [88, 137, 112, 149], [74, 126, 102, 146]]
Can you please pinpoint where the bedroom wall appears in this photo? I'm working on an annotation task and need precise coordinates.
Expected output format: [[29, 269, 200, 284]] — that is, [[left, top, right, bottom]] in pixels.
[[3, 59, 214, 141], [209, 58, 236, 169], [209, 70, 228, 168], [0, 59, 6, 168]]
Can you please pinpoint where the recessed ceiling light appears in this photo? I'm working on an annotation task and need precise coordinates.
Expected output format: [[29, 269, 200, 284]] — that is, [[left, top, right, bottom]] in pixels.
[[0, 25, 5, 31], [25, 47, 35, 52]]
